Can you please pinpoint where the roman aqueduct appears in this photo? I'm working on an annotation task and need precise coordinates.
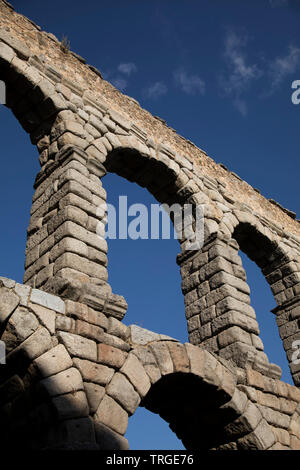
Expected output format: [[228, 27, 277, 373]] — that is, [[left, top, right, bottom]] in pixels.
[[0, 0, 300, 450]]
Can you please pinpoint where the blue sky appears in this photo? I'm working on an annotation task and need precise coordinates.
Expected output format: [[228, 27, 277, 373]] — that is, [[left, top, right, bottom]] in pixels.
[[1, 0, 300, 449]]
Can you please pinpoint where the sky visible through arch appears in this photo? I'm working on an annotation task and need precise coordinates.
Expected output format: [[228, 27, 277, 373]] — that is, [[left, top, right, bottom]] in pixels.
[[0, 0, 300, 449]]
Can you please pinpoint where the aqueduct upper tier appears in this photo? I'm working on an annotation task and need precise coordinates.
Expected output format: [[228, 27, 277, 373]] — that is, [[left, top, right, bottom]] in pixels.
[[0, 0, 300, 450]]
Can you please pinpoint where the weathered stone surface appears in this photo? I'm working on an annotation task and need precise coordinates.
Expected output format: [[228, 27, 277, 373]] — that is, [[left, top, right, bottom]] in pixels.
[[149, 342, 174, 376], [1, 6, 300, 451], [7, 327, 52, 361], [218, 326, 252, 348], [61, 417, 96, 447], [120, 354, 151, 397], [52, 390, 89, 420], [57, 331, 97, 361], [84, 382, 105, 413], [0, 287, 20, 324], [75, 319, 104, 342], [107, 317, 129, 341], [95, 394, 128, 435], [94, 422, 129, 450], [130, 325, 160, 345], [29, 303, 56, 334], [40, 367, 83, 396], [73, 357, 114, 385], [8, 306, 39, 341], [106, 372, 140, 414], [14, 283, 31, 306], [98, 343, 127, 369], [167, 342, 190, 372], [30, 288, 65, 314], [34, 344, 73, 377], [185, 343, 205, 377]]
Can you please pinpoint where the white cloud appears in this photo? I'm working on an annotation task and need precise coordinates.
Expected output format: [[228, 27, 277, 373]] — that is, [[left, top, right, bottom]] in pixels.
[[233, 98, 248, 116], [118, 62, 137, 76], [269, 45, 300, 92], [174, 69, 205, 95], [144, 82, 168, 99], [220, 30, 261, 115], [222, 31, 260, 95], [111, 77, 128, 91]]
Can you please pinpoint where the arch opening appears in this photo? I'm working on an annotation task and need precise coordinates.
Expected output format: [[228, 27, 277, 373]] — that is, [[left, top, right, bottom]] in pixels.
[[0, 102, 40, 283], [232, 221, 298, 383], [129, 371, 243, 451], [102, 170, 187, 342]]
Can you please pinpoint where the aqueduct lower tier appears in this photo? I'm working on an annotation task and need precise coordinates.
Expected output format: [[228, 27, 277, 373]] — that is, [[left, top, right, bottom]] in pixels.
[[0, 0, 300, 450]]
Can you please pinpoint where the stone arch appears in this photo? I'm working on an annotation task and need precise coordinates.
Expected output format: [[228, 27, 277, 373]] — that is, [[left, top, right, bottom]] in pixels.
[[92, 340, 277, 450], [219, 210, 300, 385], [0, 40, 74, 166]]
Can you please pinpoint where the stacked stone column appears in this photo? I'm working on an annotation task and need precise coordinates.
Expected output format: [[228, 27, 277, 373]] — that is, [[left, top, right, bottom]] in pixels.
[[23, 146, 126, 315], [265, 258, 300, 386], [178, 232, 282, 379]]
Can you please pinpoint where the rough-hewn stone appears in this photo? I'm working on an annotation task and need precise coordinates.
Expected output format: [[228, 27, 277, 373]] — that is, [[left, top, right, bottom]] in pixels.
[[0, 2, 300, 450]]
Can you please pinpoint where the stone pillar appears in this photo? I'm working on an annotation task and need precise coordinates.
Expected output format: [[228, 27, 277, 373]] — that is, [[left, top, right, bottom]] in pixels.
[[272, 296, 300, 387], [23, 146, 127, 317], [177, 232, 282, 379]]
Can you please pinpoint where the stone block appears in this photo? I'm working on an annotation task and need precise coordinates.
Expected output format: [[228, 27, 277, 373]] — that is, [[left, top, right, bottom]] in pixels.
[[56, 315, 75, 332], [95, 394, 128, 435], [209, 271, 250, 294], [199, 305, 216, 325], [40, 367, 83, 396], [216, 297, 256, 318], [76, 319, 104, 342], [7, 327, 52, 361], [61, 416, 96, 447], [94, 422, 129, 450], [73, 357, 114, 385], [258, 404, 290, 429], [0, 41, 15, 63], [0, 287, 20, 324], [106, 372, 140, 414], [84, 382, 105, 413], [218, 326, 252, 348], [120, 353, 151, 397], [29, 303, 56, 334], [0, 277, 16, 288], [30, 288, 65, 314], [144, 364, 162, 384], [57, 331, 97, 361], [129, 325, 160, 345], [50, 237, 89, 263], [211, 310, 259, 336], [149, 342, 174, 376], [88, 307, 108, 330], [98, 331, 130, 352], [14, 283, 31, 306], [167, 342, 190, 372], [52, 390, 89, 420], [98, 343, 127, 369], [107, 317, 129, 341], [185, 343, 205, 377], [54, 252, 108, 281], [9, 306, 39, 341], [187, 315, 200, 333], [34, 344, 73, 377]]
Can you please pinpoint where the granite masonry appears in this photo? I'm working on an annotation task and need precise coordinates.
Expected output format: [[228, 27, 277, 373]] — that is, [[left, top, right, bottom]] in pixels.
[[0, 0, 300, 450]]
